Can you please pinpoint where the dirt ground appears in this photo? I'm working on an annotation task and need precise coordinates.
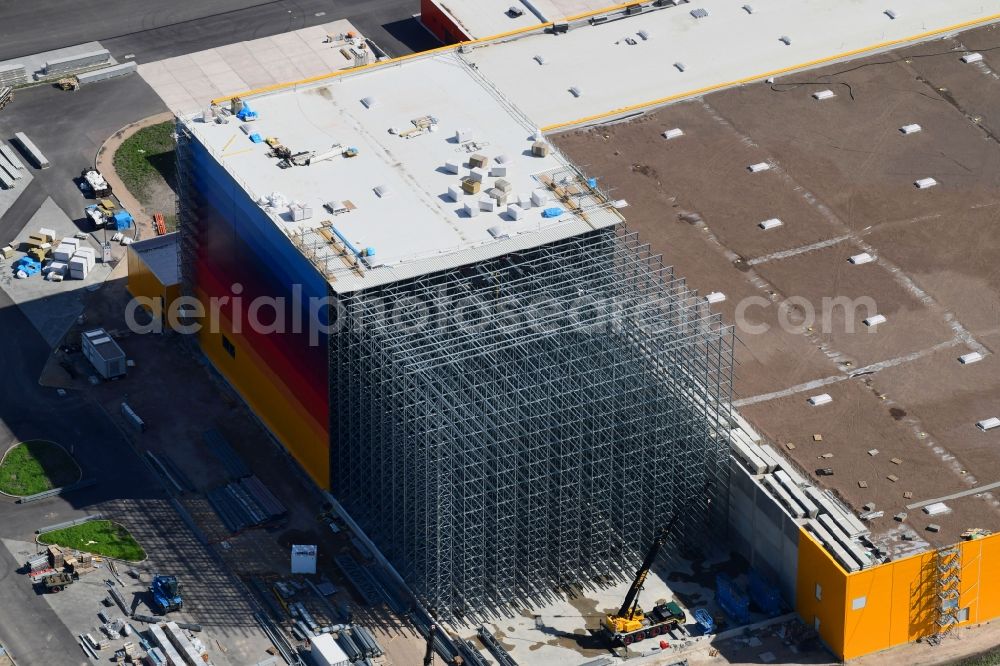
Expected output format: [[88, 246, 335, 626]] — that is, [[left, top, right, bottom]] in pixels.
[[552, 24, 1000, 551]]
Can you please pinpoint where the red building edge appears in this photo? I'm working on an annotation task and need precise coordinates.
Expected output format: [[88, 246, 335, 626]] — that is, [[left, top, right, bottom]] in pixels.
[[420, 0, 474, 44]]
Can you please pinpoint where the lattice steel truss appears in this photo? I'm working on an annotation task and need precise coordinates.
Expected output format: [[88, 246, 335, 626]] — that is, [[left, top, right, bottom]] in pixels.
[[330, 227, 734, 617]]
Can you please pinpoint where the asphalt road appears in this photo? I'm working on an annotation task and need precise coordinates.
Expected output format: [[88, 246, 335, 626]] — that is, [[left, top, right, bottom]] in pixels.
[[0, 0, 438, 64], [0, 75, 168, 247], [0, 281, 164, 665]]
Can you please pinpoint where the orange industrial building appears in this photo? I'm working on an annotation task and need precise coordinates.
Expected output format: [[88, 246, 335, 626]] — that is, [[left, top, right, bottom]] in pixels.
[[126, 233, 181, 329], [798, 530, 1000, 659]]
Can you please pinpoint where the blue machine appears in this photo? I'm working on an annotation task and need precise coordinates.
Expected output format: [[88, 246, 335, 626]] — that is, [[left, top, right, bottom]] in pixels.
[[149, 575, 183, 614], [112, 210, 134, 231], [748, 569, 784, 618], [716, 574, 750, 626], [693, 608, 716, 634]]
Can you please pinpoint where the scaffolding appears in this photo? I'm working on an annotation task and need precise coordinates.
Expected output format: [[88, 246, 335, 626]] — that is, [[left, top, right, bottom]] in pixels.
[[330, 227, 735, 617]]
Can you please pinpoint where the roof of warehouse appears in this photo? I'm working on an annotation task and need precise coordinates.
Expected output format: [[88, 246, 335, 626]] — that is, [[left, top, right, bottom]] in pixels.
[[131, 233, 180, 287], [424, 0, 626, 40], [463, 0, 1000, 129], [552, 20, 1000, 554], [182, 52, 623, 293]]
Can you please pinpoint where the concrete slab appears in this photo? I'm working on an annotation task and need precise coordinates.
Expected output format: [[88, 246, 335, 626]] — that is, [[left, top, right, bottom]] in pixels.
[[0, 41, 116, 82], [0, 197, 114, 347], [0, 149, 34, 217], [139, 19, 364, 114]]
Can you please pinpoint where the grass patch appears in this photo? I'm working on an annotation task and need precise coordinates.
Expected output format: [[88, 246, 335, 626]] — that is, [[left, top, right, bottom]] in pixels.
[[113, 121, 176, 204], [958, 648, 1000, 666], [0, 441, 80, 496], [41, 520, 146, 562]]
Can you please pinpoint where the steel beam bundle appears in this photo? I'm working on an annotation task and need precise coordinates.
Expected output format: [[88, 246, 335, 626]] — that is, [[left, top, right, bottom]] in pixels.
[[330, 227, 734, 616]]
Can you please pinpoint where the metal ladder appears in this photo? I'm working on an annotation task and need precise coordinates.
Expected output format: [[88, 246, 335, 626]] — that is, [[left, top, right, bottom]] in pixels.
[[933, 546, 962, 638]]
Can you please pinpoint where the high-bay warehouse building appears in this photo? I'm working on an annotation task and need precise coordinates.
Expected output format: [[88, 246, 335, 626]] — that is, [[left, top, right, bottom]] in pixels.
[[177, 0, 1000, 660]]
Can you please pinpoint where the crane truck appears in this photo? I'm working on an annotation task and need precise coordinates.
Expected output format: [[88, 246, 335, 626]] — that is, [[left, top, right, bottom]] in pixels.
[[601, 515, 686, 646], [149, 575, 183, 613]]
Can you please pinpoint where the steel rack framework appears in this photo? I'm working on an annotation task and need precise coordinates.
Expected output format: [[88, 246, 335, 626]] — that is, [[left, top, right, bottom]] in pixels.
[[330, 227, 734, 617]]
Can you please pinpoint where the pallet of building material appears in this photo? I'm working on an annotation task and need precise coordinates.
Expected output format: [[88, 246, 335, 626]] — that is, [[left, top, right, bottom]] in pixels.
[[456, 638, 491, 666], [226, 482, 267, 525], [13, 131, 49, 168], [44, 49, 111, 75], [206, 486, 250, 532], [477, 626, 518, 666], [202, 429, 251, 479], [77, 62, 137, 86], [239, 476, 287, 519], [332, 555, 385, 606], [351, 625, 383, 657], [0, 145, 25, 172]]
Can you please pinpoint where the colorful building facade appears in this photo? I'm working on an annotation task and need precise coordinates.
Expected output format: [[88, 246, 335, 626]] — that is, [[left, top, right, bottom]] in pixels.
[[797, 529, 1000, 660]]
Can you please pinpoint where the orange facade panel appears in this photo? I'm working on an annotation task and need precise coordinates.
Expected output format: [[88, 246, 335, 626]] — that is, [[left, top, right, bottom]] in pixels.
[[797, 527, 1000, 660]]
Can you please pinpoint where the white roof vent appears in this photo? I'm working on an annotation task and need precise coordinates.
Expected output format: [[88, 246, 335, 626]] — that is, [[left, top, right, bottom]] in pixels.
[[637, 30, 650, 41], [569, 86, 582, 97], [705, 292, 726, 304], [863, 314, 886, 327], [360, 96, 376, 108], [848, 252, 874, 265], [742, 4, 754, 14], [813, 89, 836, 100], [914, 177, 937, 189], [959, 352, 983, 365], [808, 393, 833, 406], [663, 128, 684, 140], [976, 417, 1000, 431], [899, 123, 922, 134], [962, 53, 984, 64], [748, 162, 771, 173], [690, 8, 709, 18], [779, 36, 791, 45], [373, 184, 390, 198], [924, 502, 952, 515], [759, 218, 783, 230], [674, 62, 686, 72], [534, 54, 547, 65], [884, 9, 897, 19]]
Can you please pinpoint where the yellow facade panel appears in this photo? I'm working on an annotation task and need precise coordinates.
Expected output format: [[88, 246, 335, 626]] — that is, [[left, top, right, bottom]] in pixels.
[[195, 291, 330, 488], [798, 528, 1000, 660]]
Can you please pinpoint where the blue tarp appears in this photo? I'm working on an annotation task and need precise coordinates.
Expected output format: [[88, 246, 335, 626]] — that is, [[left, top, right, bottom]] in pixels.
[[249, 133, 263, 143], [542, 207, 564, 218], [236, 103, 258, 121], [748, 569, 784, 617], [113, 210, 134, 230]]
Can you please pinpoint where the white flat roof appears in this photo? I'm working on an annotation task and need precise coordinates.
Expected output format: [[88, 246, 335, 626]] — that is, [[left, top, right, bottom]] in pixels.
[[464, 0, 1000, 129], [183, 52, 623, 293], [430, 0, 542, 40], [428, 0, 618, 39]]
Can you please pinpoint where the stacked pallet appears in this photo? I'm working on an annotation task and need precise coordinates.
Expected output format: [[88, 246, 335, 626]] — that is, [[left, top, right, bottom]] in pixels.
[[206, 475, 287, 533]]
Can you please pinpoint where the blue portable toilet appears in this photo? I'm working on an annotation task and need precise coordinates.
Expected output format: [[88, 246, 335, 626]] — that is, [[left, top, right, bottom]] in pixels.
[[113, 210, 134, 231]]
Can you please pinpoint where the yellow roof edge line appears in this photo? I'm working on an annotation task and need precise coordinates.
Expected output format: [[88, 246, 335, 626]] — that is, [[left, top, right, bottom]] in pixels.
[[206, 1, 662, 106], [562, 1, 641, 23], [540, 11, 1000, 133]]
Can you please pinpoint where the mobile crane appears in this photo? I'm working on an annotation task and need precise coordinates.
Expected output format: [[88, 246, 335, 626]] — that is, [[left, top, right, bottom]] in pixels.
[[601, 515, 686, 646]]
